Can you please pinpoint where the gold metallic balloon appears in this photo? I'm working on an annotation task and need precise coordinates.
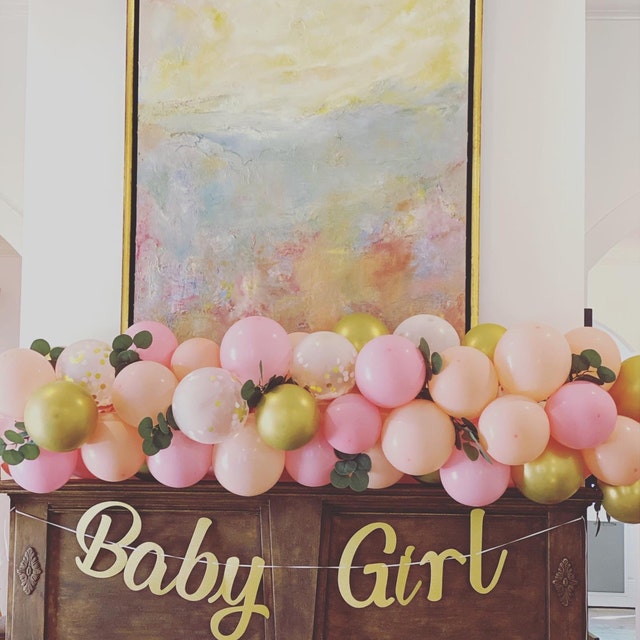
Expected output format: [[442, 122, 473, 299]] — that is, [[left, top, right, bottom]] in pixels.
[[255, 384, 320, 450], [462, 323, 507, 359], [512, 439, 585, 505], [415, 470, 442, 485], [601, 479, 640, 524], [608, 355, 640, 422], [24, 380, 98, 452], [333, 313, 389, 352]]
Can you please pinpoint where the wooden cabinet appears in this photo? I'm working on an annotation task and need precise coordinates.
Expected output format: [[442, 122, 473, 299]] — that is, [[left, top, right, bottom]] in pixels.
[[2, 481, 597, 639]]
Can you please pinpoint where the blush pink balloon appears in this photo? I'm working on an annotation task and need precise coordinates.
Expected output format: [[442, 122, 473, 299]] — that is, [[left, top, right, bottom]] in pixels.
[[212, 416, 285, 496], [111, 360, 178, 428], [354, 334, 426, 408], [0, 348, 56, 420], [478, 395, 550, 465], [147, 430, 213, 488], [545, 380, 617, 450], [219, 316, 292, 385], [323, 393, 382, 454], [381, 399, 455, 475], [564, 326, 622, 390], [493, 322, 572, 402], [170, 337, 221, 381], [429, 345, 499, 418], [582, 415, 640, 486], [285, 430, 337, 487], [10, 448, 78, 493], [80, 412, 145, 482], [125, 320, 179, 368], [440, 447, 511, 507], [364, 442, 404, 489]]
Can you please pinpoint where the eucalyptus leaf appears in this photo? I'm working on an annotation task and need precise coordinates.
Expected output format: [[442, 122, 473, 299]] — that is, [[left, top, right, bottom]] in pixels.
[[2, 449, 24, 465], [335, 459, 357, 476], [142, 438, 159, 456], [133, 330, 153, 349], [112, 334, 133, 350], [571, 353, 590, 375], [575, 373, 604, 385], [462, 443, 479, 461], [157, 413, 169, 434], [117, 350, 139, 364], [356, 453, 372, 472], [19, 443, 40, 460], [30, 338, 50, 356], [581, 349, 602, 369], [166, 405, 178, 430], [4, 430, 25, 445], [241, 380, 257, 402], [334, 450, 358, 461], [0, 442, 5, 454], [349, 468, 369, 492], [597, 366, 616, 384], [431, 352, 443, 375], [153, 430, 173, 451], [109, 351, 120, 368], [50, 347, 64, 365], [418, 337, 431, 362], [138, 417, 154, 439], [330, 469, 351, 489]]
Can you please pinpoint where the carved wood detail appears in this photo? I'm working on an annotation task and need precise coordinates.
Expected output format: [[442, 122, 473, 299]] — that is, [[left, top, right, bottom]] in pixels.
[[17, 546, 42, 595], [552, 557, 578, 607]]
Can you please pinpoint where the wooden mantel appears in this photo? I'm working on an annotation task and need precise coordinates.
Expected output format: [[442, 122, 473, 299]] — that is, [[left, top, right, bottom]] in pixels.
[[2, 480, 598, 639]]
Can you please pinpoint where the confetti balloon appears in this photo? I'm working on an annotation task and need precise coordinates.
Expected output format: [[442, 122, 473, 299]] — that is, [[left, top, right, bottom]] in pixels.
[[56, 339, 115, 408]]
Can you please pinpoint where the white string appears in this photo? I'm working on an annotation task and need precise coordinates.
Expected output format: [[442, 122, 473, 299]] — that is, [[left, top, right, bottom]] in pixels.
[[12, 506, 585, 570]]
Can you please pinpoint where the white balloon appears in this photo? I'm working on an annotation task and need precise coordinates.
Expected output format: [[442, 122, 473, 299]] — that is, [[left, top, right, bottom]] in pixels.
[[394, 314, 460, 353]]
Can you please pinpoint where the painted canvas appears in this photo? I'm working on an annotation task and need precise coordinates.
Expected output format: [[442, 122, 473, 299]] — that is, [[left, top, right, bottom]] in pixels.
[[125, 0, 481, 342]]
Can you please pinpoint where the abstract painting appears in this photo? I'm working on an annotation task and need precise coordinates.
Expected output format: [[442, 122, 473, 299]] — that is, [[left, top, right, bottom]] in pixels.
[[123, 0, 482, 342]]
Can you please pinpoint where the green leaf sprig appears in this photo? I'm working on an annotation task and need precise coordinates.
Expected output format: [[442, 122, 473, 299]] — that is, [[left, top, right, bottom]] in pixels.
[[568, 349, 616, 386], [30, 339, 64, 369], [330, 450, 371, 492], [240, 362, 295, 410], [1, 422, 40, 465], [416, 337, 442, 400], [138, 408, 177, 456], [452, 417, 492, 464], [109, 330, 153, 376]]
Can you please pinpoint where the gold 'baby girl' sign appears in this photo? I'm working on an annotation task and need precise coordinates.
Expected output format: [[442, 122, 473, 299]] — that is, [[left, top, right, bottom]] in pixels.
[[74, 501, 508, 640]]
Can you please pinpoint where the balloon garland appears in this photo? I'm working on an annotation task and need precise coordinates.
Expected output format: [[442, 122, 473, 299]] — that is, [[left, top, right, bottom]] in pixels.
[[0, 314, 638, 524]]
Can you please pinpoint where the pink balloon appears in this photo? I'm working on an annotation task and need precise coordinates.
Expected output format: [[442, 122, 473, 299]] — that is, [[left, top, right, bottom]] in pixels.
[[564, 326, 622, 390], [429, 345, 499, 418], [126, 320, 179, 368], [73, 453, 97, 479], [285, 430, 337, 487], [493, 322, 572, 402], [478, 395, 550, 465], [364, 442, 404, 489], [80, 413, 145, 482], [582, 415, 640, 486], [323, 393, 382, 454], [219, 316, 292, 385], [381, 399, 455, 475], [10, 448, 78, 493], [354, 334, 426, 408], [170, 337, 221, 381], [147, 430, 213, 488], [111, 360, 178, 428], [545, 381, 617, 449], [0, 348, 56, 420], [440, 447, 511, 507], [212, 416, 285, 496]]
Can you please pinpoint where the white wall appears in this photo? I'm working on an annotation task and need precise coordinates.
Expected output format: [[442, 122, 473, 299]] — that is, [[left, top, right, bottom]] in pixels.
[[17, 0, 587, 350]]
